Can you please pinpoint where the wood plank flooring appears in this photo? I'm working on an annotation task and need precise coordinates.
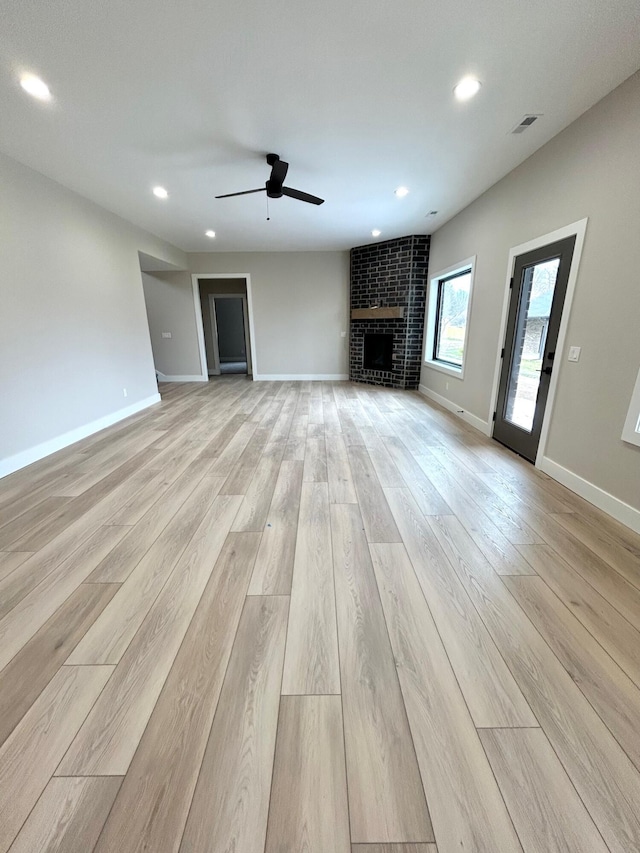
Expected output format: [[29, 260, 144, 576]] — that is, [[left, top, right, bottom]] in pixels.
[[1, 377, 640, 852]]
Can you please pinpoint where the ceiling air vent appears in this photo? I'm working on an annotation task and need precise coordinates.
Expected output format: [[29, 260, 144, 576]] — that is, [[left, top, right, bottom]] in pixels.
[[511, 114, 542, 134]]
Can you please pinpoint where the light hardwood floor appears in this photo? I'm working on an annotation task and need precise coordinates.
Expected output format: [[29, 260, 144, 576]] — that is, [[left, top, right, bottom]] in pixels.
[[1, 377, 640, 852]]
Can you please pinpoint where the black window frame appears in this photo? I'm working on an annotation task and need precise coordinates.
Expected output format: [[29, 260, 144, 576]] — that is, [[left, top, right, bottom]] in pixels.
[[432, 267, 471, 368]]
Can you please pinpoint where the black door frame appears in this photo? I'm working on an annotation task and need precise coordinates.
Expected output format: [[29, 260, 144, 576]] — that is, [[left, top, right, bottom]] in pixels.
[[489, 220, 588, 466], [493, 236, 575, 462]]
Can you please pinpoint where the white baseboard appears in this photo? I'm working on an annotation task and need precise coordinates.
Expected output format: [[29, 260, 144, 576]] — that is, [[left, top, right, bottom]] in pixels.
[[0, 393, 161, 480], [417, 383, 640, 533], [156, 372, 207, 383], [254, 373, 349, 381], [539, 457, 640, 534], [418, 384, 491, 436]]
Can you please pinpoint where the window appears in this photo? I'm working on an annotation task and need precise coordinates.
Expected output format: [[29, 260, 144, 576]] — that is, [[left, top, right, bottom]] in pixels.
[[622, 366, 640, 448], [424, 257, 475, 377]]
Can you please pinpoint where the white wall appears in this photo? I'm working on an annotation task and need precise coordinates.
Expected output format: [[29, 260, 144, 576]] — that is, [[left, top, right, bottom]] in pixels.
[[189, 252, 350, 378], [142, 272, 202, 378], [119, 253, 350, 382], [420, 70, 640, 516], [0, 152, 187, 475]]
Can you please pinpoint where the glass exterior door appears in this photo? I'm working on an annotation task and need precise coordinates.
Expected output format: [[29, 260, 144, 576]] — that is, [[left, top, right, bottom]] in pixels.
[[493, 236, 575, 462]]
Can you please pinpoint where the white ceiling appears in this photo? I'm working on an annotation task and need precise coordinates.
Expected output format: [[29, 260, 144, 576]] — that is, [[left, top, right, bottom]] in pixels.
[[1, 0, 639, 252]]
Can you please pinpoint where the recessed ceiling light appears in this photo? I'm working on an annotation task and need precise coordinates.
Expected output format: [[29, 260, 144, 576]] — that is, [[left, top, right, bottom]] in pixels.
[[371, 229, 382, 237], [20, 73, 51, 101], [394, 186, 409, 198], [153, 186, 169, 199], [454, 76, 481, 101], [205, 230, 216, 238]]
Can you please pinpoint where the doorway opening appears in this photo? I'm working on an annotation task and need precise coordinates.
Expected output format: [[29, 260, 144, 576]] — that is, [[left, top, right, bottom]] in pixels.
[[208, 294, 249, 375], [490, 219, 587, 464], [192, 275, 257, 379]]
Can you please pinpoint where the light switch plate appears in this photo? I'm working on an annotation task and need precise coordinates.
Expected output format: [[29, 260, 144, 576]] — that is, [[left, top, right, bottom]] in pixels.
[[568, 346, 581, 362], [162, 331, 172, 339]]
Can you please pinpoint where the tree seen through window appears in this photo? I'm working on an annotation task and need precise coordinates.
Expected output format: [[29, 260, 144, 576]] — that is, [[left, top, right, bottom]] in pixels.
[[434, 270, 471, 366]]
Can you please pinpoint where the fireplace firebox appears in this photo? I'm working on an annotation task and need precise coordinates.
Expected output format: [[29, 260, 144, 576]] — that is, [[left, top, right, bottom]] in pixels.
[[363, 334, 393, 371]]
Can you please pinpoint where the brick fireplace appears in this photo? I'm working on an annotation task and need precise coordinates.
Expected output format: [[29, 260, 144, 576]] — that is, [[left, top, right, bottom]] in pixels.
[[350, 235, 430, 389]]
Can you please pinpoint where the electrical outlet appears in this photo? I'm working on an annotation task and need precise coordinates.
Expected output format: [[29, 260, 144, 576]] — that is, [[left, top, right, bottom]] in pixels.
[[161, 331, 172, 339], [123, 388, 128, 397], [340, 331, 347, 338], [446, 382, 449, 390]]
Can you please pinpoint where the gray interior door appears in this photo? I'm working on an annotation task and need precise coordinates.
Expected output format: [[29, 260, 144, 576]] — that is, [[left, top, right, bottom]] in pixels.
[[214, 297, 247, 368], [493, 235, 575, 462]]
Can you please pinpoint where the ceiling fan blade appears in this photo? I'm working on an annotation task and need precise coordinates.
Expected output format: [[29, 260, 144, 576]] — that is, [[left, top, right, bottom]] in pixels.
[[270, 158, 289, 186], [281, 186, 324, 205], [215, 188, 266, 199]]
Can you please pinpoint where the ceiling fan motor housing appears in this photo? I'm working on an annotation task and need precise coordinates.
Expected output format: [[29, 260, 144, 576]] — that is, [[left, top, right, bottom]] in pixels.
[[266, 180, 283, 198]]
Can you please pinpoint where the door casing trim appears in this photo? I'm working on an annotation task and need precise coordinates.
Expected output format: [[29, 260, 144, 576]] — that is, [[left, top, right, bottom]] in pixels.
[[191, 274, 258, 380], [488, 218, 588, 467]]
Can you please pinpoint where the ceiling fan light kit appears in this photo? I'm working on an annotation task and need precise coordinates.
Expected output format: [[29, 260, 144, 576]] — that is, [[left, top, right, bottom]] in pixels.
[[215, 153, 325, 206]]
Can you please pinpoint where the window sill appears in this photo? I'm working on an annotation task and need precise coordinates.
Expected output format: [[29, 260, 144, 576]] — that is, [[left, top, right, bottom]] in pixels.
[[423, 358, 465, 379]]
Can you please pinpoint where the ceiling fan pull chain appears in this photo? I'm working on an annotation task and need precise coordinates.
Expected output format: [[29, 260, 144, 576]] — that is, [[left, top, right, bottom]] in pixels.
[[266, 194, 270, 221]]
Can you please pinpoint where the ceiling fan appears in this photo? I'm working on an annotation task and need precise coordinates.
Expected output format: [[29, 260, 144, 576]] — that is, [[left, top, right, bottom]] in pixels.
[[215, 153, 324, 205]]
